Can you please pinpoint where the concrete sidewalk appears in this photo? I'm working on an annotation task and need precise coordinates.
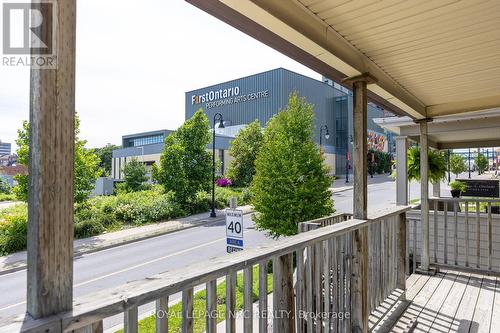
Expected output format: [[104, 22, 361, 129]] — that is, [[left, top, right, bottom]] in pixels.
[[0, 205, 254, 275]]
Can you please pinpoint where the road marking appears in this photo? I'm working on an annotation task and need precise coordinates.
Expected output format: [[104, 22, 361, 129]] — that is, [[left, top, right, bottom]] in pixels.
[[0, 300, 26, 312], [74, 235, 229, 288], [0, 229, 258, 312]]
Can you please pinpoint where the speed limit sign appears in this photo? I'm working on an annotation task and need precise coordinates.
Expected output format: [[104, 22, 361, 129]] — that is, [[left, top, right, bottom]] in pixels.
[[226, 209, 243, 253]]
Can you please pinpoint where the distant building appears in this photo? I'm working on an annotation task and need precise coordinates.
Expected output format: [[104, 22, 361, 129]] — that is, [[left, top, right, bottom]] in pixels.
[[111, 130, 173, 180], [0, 141, 11, 156], [0, 165, 27, 187], [0, 154, 17, 166], [112, 68, 394, 181]]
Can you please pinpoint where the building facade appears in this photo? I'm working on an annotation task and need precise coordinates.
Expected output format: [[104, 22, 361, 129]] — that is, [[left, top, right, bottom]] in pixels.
[[112, 68, 393, 180], [0, 141, 11, 156]]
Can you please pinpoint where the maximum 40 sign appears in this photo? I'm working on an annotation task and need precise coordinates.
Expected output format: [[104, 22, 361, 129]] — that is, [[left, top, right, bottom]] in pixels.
[[226, 209, 243, 253]]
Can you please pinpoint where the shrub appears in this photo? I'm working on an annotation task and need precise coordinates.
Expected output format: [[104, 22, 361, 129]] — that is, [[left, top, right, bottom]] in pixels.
[[0, 204, 28, 255], [0, 178, 11, 194], [475, 153, 488, 175]]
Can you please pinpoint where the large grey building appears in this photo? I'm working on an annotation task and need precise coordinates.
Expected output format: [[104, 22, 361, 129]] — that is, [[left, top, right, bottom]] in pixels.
[[0, 141, 11, 156], [112, 68, 393, 180]]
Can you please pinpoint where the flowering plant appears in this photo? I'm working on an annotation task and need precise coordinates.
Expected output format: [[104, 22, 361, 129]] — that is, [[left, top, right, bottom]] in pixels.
[[215, 178, 232, 187]]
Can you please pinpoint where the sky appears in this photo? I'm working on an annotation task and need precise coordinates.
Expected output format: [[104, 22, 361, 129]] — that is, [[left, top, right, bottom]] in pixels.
[[0, 0, 320, 151]]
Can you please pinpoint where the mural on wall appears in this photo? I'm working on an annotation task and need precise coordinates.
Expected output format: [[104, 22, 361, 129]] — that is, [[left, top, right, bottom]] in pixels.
[[367, 131, 387, 152]]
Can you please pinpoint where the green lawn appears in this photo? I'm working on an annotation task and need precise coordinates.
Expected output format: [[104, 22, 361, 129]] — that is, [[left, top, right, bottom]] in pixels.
[[116, 264, 272, 333]]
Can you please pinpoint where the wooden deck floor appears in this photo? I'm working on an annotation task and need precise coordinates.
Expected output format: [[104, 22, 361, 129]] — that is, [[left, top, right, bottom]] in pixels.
[[370, 269, 500, 333]]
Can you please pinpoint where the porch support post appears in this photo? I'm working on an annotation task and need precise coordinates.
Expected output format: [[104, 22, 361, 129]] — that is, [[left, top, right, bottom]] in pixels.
[[343, 73, 376, 333], [27, 0, 76, 318], [419, 121, 430, 271], [395, 136, 409, 205]]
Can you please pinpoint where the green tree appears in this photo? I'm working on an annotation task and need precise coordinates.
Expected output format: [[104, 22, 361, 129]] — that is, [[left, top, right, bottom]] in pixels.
[[407, 146, 446, 184], [251, 93, 334, 238], [227, 120, 263, 187], [449, 154, 467, 178], [153, 109, 211, 204], [122, 158, 148, 192], [93, 144, 120, 176], [13, 115, 101, 203], [475, 153, 488, 175]]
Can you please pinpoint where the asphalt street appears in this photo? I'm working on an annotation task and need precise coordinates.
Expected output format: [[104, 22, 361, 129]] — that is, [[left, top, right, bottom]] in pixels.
[[0, 177, 407, 330]]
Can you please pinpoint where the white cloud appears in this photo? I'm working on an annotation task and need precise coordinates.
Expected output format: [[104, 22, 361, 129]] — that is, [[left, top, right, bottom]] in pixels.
[[0, 0, 320, 150]]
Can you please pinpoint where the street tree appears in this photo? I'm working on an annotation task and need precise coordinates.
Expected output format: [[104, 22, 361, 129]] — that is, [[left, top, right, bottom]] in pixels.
[[251, 93, 334, 238], [93, 144, 120, 176], [123, 158, 148, 192], [475, 153, 488, 175], [227, 119, 263, 187], [153, 109, 211, 204], [14, 115, 101, 203], [449, 154, 467, 178]]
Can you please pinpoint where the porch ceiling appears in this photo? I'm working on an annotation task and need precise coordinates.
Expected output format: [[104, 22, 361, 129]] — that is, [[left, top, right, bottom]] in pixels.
[[374, 109, 500, 149], [187, 0, 500, 120]]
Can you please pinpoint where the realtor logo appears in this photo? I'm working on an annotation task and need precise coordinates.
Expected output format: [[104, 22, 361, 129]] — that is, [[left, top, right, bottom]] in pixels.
[[2, 1, 57, 68]]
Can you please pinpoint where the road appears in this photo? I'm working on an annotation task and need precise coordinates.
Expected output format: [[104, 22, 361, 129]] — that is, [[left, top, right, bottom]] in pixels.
[[0, 177, 403, 330]]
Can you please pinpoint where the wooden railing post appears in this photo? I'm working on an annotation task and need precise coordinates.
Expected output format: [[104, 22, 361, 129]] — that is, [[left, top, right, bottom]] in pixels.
[[273, 253, 295, 332], [351, 227, 369, 333], [397, 213, 407, 299]]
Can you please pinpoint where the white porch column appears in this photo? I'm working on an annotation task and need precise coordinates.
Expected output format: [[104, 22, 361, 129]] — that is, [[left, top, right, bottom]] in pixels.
[[27, 0, 76, 318], [419, 121, 430, 271], [395, 136, 409, 205]]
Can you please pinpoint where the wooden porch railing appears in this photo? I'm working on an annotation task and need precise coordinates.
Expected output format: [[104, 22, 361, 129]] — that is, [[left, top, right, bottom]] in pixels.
[[407, 197, 500, 274], [1, 206, 410, 333]]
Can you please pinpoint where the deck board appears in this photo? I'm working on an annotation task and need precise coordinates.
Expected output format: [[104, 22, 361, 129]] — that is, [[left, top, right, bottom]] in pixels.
[[380, 268, 500, 333]]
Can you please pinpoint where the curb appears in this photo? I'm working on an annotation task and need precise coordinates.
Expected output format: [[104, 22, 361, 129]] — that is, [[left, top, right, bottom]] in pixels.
[[0, 209, 255, 276]]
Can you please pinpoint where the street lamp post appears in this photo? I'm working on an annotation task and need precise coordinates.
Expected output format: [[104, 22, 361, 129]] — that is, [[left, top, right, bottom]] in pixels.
[[447, 149, 451, 183], [346, 135, 353, 183], [468, 148, 472, 179], [211, 113, 225, 218], [319, 125, 329, 148]]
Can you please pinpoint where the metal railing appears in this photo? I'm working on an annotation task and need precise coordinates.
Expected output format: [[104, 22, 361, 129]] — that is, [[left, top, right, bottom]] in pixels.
[[407, 197, 500, 273], [1, 207, 410, 333]]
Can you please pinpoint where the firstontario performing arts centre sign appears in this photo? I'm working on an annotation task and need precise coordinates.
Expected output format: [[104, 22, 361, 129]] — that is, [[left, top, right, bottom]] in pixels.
[[191, 86, 270, 109]]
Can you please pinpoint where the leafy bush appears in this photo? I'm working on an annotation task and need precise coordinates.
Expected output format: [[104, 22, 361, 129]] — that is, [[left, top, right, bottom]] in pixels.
[[0, 178, 11, 194], [0, 193, 17, 202], [0, 204, 28, 255], [0, 185, 251, 255]]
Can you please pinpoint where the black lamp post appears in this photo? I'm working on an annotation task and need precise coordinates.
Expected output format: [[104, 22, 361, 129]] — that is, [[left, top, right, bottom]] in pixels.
[[447, 149, 451, 183], [346, 135, 353, 183], [319, 125, 329, 148], [211, 113, 225, 218], [468, 148, 472, 179]]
